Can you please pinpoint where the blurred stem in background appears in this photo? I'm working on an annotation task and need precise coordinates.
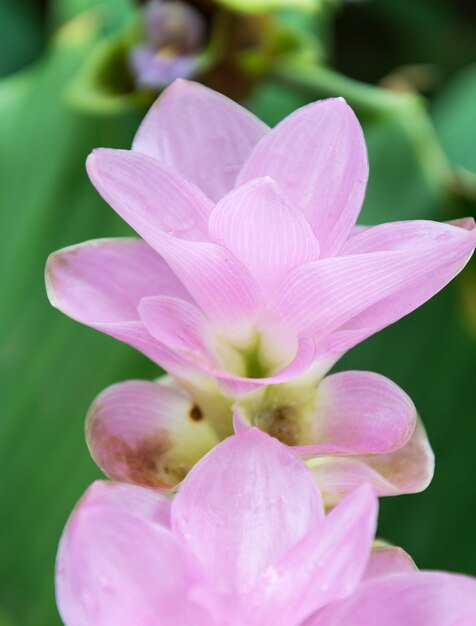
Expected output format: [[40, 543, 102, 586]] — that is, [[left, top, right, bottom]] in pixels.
[[269, 59, 476, 214]]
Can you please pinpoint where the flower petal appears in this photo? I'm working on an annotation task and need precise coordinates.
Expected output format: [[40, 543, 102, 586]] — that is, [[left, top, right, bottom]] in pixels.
[[308, 419, 434, 507], [139, 296, 221, 370], [139, 295, 316, 394], [312, 572, 476, 626], [318, 219, 476, 357], [86, 380, 219, 490], [208, 178, 320, 296], [56, 483, 211, 626], [45, 238, 193, 372], [171, 429, 324, 596], [86, 148, 212, 240], [237, 98, 368, 256], [252, 485, 377, 626], [271, 224, 476, 343], [132, 79, 269, 201], [364, 546, 417, 580], [296, 371, 416, 456], [71, 480, 172, 528], [87, 150, 261, 336]]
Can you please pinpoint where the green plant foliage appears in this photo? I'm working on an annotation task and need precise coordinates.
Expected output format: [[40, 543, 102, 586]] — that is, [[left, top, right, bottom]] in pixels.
[[0, 17, 157, 626]]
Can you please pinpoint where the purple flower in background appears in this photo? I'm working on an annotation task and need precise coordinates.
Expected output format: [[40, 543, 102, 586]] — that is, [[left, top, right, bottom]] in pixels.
[[129, 1, 206, 89], [46, 80, 475, 497], [56, 430, 476, 626]]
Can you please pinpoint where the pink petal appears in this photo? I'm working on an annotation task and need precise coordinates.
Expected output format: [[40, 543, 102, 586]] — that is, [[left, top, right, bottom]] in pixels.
[[271, 223, 476, 343], [86, 380, 219, 490], [45, 238, 193, 373], [132, 79, 269, 201], [56, 484, 211, 626], [319, 219, 476, 356], [208, 178, 320, 296], [252, 485, 377, 626], [171, 429, 324, 596], [295, 371, 416, 456], [87, 150, 261, 336], [73, 480, 172, 528], [86, 148, 212, 240], [237, 98, 368, 257], [139, 296, 219, 371], [312, 572, 476, 626], [309, 419, 434, 507], [364, 546, 417, 580], [139, 295, 316, 394]]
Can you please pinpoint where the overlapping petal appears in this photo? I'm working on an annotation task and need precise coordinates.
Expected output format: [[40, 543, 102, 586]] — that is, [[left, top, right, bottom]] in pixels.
[[45, 238, 192, 373], [208, 178, 320, 296], [295, 371, 416, 456], [311, 572, 476, 626], [237, 97, 368, 256], [132, 79, 269, 201], [86, 149, 261, 336], [56, 433, 476, 626], [171, 429, 324, 595], [56, 482, 212, 626], [309, 419, 434, 507], [364, 545, 417, 580], [139, 295, 316, 393], [252, 485, 377, 626], [271, 222, 476, 344], [86, 380, 219, 490], [315, 219, 476, 357]]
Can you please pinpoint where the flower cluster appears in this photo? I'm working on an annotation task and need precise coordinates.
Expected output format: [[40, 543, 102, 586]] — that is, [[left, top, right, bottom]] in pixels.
[[47, 80, 476, 624]]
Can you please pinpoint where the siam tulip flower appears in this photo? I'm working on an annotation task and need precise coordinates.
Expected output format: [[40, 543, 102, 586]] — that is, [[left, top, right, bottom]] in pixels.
[[56, 429, 476, 626], [46, 79, 475, 498], [129, 1, 206, 89]]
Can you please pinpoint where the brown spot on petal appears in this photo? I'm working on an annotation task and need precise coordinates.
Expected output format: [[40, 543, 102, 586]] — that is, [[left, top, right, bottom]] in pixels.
[[89, 421, 186, 489], [189, 404, 203, 421], [255, 405, 301, 447]]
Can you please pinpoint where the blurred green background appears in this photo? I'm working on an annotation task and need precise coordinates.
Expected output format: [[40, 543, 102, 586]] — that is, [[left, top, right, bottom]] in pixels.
[[1, 0, 476, 624]]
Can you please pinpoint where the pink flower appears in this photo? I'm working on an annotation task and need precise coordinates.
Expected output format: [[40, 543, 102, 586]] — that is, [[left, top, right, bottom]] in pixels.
[[129, 0, 206, 89], [56, 429, 476, 626], [46, 80, 474, 497]]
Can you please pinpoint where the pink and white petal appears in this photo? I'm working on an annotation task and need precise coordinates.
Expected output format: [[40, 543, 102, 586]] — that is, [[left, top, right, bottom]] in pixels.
[[208, 178, 320, 296], [310, 572, 476, 626], [132, 79, 269, 201], [295, 371, 416, 456], [341, 219, 476, 255], [78, 480, 172, 528], [87, 148, 212, 240], [308, 419, 434, 507], [139, 296, 316, 393], [318, 219, 476, 355], [237, 98, 368, 257], [171, 429, 324, 596], [364, 546, 417, 580], [139, 296, 222, 372], [56, 486, 212, 626], [252, 485, 377, 626], [87, 149, 261, 335], [271, 224, 476, 342], [45, 238, 190, 322], [86, 380, 219, 490], [45, 238, 194, 373]]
